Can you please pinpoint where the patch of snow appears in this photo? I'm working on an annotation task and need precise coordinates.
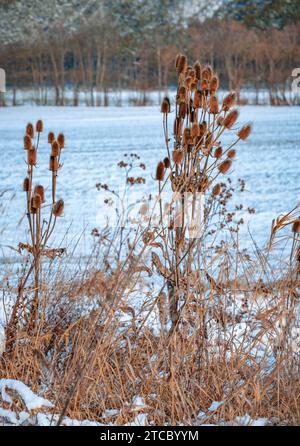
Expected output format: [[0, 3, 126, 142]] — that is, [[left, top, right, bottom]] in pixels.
[[208, 401, 224, 411], [0, 379, 53, 411]]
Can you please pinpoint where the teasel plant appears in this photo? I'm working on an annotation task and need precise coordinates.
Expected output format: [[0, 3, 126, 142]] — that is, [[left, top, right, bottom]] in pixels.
[[4, 121, 65, 353], [151, 53, 252, 335]]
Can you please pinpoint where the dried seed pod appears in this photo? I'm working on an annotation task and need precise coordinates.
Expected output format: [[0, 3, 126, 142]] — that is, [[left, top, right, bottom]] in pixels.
[[30, 198, 37, 214], [164, 157, 170, 169], [205, 132, 213, 148], [176, 54, 187, 75], [193, 90, 202, 108], [24, 134, 32, 150], [178, 101, 187, 119], [57, 133, 65, 149], [26, 123, 34, 139], [199, 121, 207, 137], [32, 192, 42, 209], [201, 79, 209, 91], [183, 127, 191, 146], [23, 177, 30, 192], [237, 124, 252, 140], [210, 95, 219, 114], [51, 141, 60, 157], [34, 185, 45, 203], [36, 120, 43, 133], [223, 110, 239, 129], [190, 110, 196, 123], [222, 92, 236, 111], [227, 149, 236, 158], [217, 116, 224, 126], [193, 61, 201, 80], [178, 86, 186, 100], [48, 132, 55, 144], [210, 75, 219, 93], [218, 159, 232, 174], [161, 96, 170, 114], [191, 123, 200, 138], [49, 156, 59, 171], [27, 148, 37, 165], [214, 147, 223, 159], [172, 150, 184, 165], [185, 76, 193, 89], [156, 161, 165, 181], [174, 117, 183, 138], [212, 183, 221, 196], [292, 220, 300, 233], [201, 65, 213, 81], [53, 199, 64, 217]]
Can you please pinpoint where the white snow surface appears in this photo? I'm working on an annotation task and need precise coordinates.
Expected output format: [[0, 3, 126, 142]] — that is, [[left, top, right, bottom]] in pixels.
[[0, 379, 53, 411]]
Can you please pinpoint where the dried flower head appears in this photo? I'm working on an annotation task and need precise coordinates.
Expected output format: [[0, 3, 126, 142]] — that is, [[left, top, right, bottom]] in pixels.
[[193, 61, 201, 80], [26, 123, 34, 139], [48, 132, 55, 144], [156, 161, 165, 181], [223, 110, 239, 129], [212, 183, 221, 196], [164, 157, 170, 169], [161, 96, 171, 114], [179, 101, 187, 119], [32, 193, 42, 209], [222, 92, 236, 111], [36, 120, 43, 133], [51, 141, 60, 157], [193, 90, 202, 108], [202, 65, 213, 81], [218, 159, 232, 174], [292, 220, 300, 233], [237, 124, 252, 140], [57, 133, 65, 149], [23, 177, 30, 192], [24, 134, 32, 150], [210, 76, 219, 93], [34, 185, 45, 203], [227, 149, 236, 159], [214, 147, 223, 159], [172, 150, 184, 165], [49, 156, 59, 171], [53, 199, 64, 217], [176, 54, 187, 75], [210, 95, 219, 114], [27, 148, 37, 165]]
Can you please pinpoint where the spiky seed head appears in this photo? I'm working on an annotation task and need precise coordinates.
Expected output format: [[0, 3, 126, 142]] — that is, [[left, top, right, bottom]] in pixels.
[[202, 65, 213, 81], [176, 54, 187, 75], [30, 198, 37, 214], [23, 177, 30, 192], [201, 79, 209, 91], [57, 133, 65, 149], [51, 141, 60, 157], [223, 110, 239, 129], [222, 92, 236, 111], [49, 156, 59, 171], [214, 147, 223, 159], [53, 199, 64, 217], [193, 90, 202, 108], [292, 220, 300, 233], [32, 192, 42, 209], [210, 75, 219, 92], [156, 161, 165, 181], [36, 120, 43, 133], [164, 157, 170, 169], [191, 123, 200, 138], [172, 150, 184, 165], [218, 159, 232, 174], [26, 123, 34, 139], [227, 149, 236, 158], [174, 117, 183, 137], [212, 183, 221, 196], [193, 61, 201, 80], [178, 101, 187, 119], [48, 131, 55, 144], [27, 148, 36, 165], [178, 86, 186, 100], [34, 185, 45, 203], [24, 134, 32, 150], [210, 95, 219, 114], [161, 96, 170, 114], [237, 124, 252, 140]]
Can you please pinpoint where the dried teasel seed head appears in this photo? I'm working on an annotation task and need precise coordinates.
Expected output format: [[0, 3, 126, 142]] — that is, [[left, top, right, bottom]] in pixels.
[[57, 133, 65, 149], [227, 149, 236, 159], [205, 132, 213, 148], [26, 123, 34, 139], [34, 185, 45, 203], [176, 54, 187, 75], [193, 61, 201, 80], [53, 199, 64, 217], [32, 192, 42, 209], [174, 117, 183, 137], [36, 120, 43, 133], [23, 177, 30, 192], [191, 123, 200, 138], [212, 183, 221, 196], [202, 65, 213, 81], [51, 141, 60, 157], [48, 131, 55, 144], [30, 198, 37, 214], [217, 116, 224, 127], [193, 90, 202, 108], [156, 161, 165, 181], [164, 157, 170, 169], [210, 75, 219, 93], [49, 156, 59, 171], [214, 147, 223, 159], [24, 134, 32, 150], [292, 220, 300, 233], [172, 150, 184, 165], [183, 127, 191, 146], [178, 101, 187, 119], [178, 86, 186, 100], [237, 124, 252, 140], [218, 159, 232, 174], [161, 96, 170, 114], [210, 95, 219, 114], [223, 110, 239, 129], [27, 147, 37, 165], [222, 92, 236, 111], [185, 76, 193, 89], [201, 79, 209, 91]]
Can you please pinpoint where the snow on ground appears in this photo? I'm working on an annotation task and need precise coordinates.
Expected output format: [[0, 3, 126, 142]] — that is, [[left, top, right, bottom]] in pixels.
[[0, 105, 299, 265]]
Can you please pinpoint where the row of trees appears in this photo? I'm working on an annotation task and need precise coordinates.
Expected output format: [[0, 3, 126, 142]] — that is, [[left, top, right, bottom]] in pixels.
[[0, 0, 299, 106]]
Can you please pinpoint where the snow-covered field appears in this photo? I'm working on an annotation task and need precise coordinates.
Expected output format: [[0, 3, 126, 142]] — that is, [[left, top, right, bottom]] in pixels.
[[0, 105, 299, 262]]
